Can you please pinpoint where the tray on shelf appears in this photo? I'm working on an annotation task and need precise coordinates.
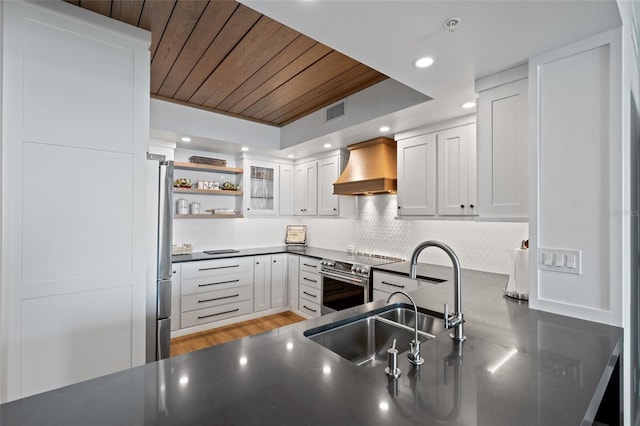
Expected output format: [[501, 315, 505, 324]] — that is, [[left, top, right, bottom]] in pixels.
[[189, 156, 227, 167]]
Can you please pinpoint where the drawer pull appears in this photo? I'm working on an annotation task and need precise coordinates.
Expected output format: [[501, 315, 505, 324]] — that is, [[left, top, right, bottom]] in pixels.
[[381, 281, 405, 289], [302, 305, 317, 313], [198, 279, 240, 287], [302, 291, 317, 298], [198, 264, 239, 271], [303, 277, 317, 283], [303, 263, 317, 268], [198, 294, 240, 303], [197, 308, 239, 320]]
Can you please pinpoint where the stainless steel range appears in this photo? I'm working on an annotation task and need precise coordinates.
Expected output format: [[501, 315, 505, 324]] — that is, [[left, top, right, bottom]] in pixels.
[[319, 254, 402, 315]]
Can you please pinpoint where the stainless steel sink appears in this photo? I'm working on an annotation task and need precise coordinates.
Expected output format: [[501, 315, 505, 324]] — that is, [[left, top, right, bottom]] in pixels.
[[307, 316, 427, 367], [305, 306, 445, 367], [377, 307, 446, 338]]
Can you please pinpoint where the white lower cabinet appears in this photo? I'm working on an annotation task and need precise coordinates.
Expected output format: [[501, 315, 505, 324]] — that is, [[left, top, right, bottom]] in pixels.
[[271, 254, 287, 308], [298, 256, 322, 317], [287, 254, 300, 309], [181, 301, 254, 328], [179, 257, 254, 328], [254, 254, 288, 312], [171, 265, 182, 331], [372, 271, 419, 300]]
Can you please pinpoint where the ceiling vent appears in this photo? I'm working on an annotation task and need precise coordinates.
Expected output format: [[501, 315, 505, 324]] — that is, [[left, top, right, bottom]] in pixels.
[[325, 101, 346, 122]]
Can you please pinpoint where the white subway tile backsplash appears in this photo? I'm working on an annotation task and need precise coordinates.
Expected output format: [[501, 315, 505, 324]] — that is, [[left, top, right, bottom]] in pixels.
[[174, 194, 528, 275]]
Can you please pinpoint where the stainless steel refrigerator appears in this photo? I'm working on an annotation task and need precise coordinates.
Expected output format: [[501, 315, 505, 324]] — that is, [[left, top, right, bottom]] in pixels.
[[147, 153, 173, 362]]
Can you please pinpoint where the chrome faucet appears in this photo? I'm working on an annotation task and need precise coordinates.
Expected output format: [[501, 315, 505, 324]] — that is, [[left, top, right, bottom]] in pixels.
[[386, 291, 424, 365], [409, 240, 466, 342]]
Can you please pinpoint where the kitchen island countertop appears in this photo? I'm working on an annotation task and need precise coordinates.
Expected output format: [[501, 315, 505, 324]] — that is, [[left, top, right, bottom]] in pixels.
[[0, 259, 622, 425]]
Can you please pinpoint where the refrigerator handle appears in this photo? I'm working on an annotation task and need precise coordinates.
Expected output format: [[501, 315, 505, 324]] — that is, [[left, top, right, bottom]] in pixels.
[[158, 161, 173, 280]]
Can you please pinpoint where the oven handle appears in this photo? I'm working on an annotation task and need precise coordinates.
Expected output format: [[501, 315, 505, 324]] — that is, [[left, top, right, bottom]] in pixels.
[[319, 270, 367, 286]]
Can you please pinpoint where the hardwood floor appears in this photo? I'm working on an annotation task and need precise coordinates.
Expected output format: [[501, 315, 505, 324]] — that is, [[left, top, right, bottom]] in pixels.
[[170, 311, 306, 357]]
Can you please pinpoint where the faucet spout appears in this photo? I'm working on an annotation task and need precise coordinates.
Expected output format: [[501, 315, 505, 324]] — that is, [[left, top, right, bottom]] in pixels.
[[409, 240, 466, 342], [386, 291, 424, 366]]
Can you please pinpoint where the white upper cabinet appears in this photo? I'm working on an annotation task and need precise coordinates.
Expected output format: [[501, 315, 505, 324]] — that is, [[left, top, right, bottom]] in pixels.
[[243, 159, 280, 216], [437, 123, 477, 216], [397, 133, 437, 216], [279, 163, 295, 216], [294, 161, 318, 215], [476, 68, 529, 220], [318, 156, 340, 216]]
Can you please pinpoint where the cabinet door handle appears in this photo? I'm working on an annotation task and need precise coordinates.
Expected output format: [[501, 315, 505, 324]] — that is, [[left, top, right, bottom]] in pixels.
[[303, 263, 317, 268], [397, 206, 401, 209], [302, 291, 317, 298], [381, 281, 405, 289], [302, 305, 317, 313], [470, 204, 474, 209], [332, 208, 337, 211], [198, 294, 239, 303], [198, 279, 240, 287], [197, 308, 239, 319], [303, 277, 317, 283], [460, 204, 465, 209], [273, 260, 277, 263], [198, 265, 239, 271]]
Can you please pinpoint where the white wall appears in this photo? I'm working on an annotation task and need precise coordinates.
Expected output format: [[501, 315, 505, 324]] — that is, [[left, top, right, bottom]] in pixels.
[[280, 79, 430, 148], [150, 98, 280, 149], [174, 194, 527, 275]]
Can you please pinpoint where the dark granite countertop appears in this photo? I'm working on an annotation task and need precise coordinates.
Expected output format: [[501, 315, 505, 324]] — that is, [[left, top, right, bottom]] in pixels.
[[171, 246, 346, 263], [0, 260, 622, 425]]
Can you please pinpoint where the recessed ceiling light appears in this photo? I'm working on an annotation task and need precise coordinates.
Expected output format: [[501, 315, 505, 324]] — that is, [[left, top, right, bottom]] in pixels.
[[323, 143, 332, 148], [180, 137, 191, 142], [379, 126, 390, 132], [241, 147, 249, 151], [414, 57, 434, 69], [287, 154, 294, 158], [461, 102, 476, 109]]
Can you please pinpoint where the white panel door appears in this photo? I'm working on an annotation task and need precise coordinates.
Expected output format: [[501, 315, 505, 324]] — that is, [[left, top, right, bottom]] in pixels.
[[318, 156, 339, 215], [287, 255, 300, 309], [270, 254, 287, 308], [397, 133, 437, 216], [477, 78, 528, 219], [2, 1, 150, 401], [253, 256, 270, 312], [294, 161, 318, 215], [437, 124, 476, 216], [279, 164, 295, 216]]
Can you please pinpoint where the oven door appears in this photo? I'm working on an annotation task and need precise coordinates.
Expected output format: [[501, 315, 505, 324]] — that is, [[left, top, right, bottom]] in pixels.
[[320, 270, 368, 315]]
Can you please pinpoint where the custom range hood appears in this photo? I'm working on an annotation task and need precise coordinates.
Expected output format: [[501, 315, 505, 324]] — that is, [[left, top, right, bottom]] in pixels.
[[333, 137, 397, 195]]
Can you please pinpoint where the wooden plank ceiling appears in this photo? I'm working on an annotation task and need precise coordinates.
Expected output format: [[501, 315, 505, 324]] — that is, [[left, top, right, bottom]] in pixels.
[[63, 0, 388, 126]]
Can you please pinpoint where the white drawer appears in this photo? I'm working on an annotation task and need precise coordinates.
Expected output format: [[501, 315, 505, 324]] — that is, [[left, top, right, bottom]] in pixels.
[[299, 300, 321, 317], [180, 299, 253, 329], [373, 271, 418, 293], [181, 284, 252, 312], [182, 259, 253, 296], [299, 283, 321, 303], [181, 257, 253, 280], [300, 257, 321, 274], [299, 270, 321, 289]]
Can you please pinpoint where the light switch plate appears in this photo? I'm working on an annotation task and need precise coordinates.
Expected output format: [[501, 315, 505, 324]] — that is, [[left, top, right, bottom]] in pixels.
[[538, 248, 582, 274]]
